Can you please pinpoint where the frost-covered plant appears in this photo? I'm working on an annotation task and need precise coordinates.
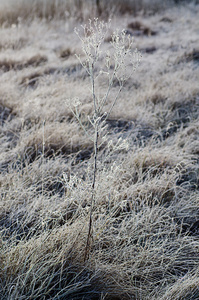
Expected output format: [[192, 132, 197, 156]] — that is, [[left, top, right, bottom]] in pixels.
[[70, 19, 141, 261]]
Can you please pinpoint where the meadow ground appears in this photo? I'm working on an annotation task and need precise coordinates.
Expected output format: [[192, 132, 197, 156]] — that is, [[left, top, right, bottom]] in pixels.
[[0, 1, 199, 299]]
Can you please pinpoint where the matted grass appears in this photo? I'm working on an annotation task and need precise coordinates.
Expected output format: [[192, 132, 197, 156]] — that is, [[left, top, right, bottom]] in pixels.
[[0, 1, 199, 299]]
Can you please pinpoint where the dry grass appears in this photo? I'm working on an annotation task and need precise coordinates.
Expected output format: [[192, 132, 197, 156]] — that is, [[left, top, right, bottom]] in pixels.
[[0, 1, 199, 299], [0, 0, 192, 26]]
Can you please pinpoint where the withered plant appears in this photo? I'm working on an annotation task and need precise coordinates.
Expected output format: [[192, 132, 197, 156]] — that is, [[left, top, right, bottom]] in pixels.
[[69, 19, 141, 260]]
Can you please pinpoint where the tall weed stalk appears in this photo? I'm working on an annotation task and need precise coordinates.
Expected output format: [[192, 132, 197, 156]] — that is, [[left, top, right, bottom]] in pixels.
[[70, 19, 141, 261]]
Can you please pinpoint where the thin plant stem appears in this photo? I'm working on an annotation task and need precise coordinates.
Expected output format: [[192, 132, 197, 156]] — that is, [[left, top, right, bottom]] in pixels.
[[84, 53, 99, 260], [84, 122, 99, 261], [42, 119, 45, 231]]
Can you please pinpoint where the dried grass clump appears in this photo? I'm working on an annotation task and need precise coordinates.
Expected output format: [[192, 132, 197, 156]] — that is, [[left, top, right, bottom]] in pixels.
[[1, 221, 93, 299], [16, 122, 93, 163], [160, 270, 199, 300], [92, 205, 199, 298]]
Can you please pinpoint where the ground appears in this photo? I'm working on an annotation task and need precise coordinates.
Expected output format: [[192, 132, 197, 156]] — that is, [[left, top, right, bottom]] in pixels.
[[0, 1, 199, 299]]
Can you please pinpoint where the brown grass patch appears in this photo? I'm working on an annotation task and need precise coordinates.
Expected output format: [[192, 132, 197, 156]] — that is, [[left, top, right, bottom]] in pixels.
[[127, 21, 157, 36], [149, 93, 167, 105], [58, 48, 73, 60], [160, 16, 173, 22], [20, 71, 43, 88], [0, 54, 47, 72], [141, 46, 157, 54], [20, 62, 84, 88]]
